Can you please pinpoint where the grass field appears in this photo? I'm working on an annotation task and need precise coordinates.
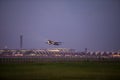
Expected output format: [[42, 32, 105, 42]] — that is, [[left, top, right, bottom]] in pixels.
[[0, 62, 120, 80]]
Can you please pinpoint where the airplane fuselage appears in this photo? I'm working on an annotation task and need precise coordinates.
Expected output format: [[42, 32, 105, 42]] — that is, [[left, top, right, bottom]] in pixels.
[[47, 40, 62, 46]]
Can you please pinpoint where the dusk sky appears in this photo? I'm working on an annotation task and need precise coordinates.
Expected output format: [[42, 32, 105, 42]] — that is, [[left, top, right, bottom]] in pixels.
[[0, 0, 120, 51]]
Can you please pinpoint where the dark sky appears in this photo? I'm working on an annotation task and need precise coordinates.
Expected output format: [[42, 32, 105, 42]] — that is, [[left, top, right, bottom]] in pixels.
[[0, 0, 120, 51]]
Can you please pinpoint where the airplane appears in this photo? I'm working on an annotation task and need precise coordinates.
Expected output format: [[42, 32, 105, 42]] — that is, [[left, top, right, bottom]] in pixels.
[[46, 40, 62, 46]]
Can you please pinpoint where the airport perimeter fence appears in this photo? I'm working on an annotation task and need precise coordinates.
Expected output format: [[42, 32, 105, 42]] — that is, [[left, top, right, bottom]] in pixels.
[[0, 56, 120, 64]]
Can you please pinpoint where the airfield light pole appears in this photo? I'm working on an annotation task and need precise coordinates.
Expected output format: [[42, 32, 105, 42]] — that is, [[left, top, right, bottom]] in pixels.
[[20, 35, 23, 49], [85, 48, 88, 53]]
